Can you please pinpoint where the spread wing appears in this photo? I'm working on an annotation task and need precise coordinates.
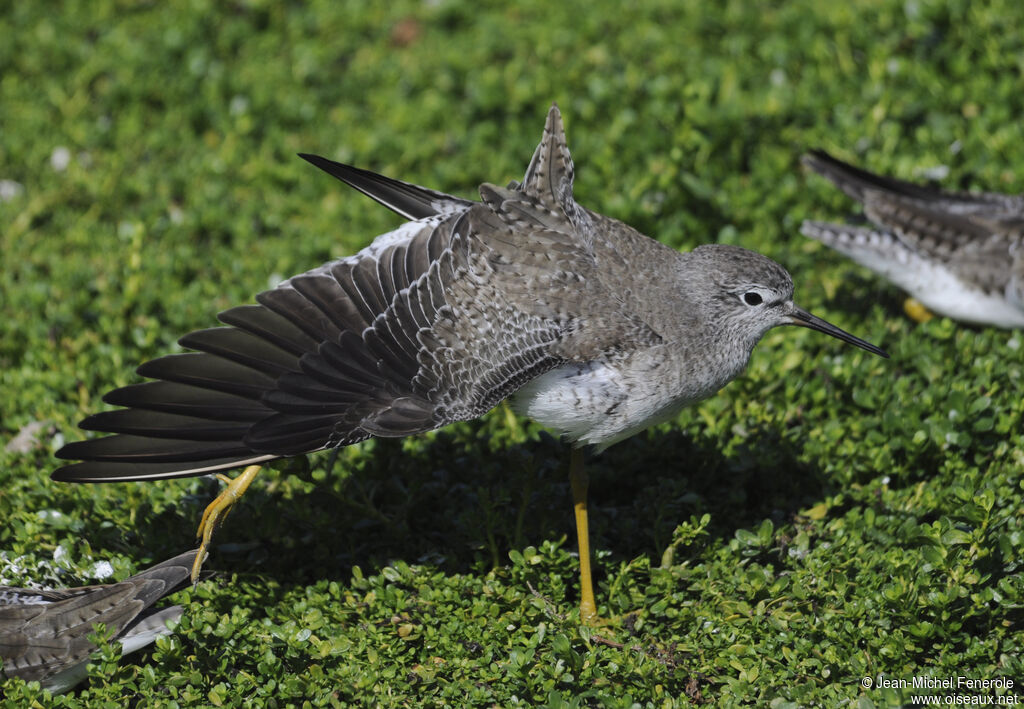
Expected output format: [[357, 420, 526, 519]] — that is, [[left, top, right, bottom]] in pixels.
[[54, 105, 654, 482]]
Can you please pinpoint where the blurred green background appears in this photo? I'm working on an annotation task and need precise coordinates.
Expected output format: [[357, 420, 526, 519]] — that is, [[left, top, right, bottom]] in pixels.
[[1, 0, 1022, 705]]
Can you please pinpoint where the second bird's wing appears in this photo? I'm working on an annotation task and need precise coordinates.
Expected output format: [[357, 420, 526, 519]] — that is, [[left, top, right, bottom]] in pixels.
[[0, 550, 196, 693]]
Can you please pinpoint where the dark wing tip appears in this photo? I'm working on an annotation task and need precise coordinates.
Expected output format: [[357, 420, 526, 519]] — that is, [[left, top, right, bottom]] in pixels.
[[51, 459, 93, 481], [53, 439, 84, 462], [297, 152, 335, 171]]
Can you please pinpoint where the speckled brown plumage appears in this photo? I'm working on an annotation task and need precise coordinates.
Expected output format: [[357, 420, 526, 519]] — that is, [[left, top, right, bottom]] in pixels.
[[0, 550, 197, 693]]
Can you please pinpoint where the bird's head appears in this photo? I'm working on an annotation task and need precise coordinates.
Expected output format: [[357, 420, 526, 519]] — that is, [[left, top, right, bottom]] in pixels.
[[686, 244, 888, 358]]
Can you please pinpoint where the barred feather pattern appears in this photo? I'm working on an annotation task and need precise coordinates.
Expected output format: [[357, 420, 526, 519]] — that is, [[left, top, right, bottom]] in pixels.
[[0, 550, 196, 692], [54, 105, 663, 482]]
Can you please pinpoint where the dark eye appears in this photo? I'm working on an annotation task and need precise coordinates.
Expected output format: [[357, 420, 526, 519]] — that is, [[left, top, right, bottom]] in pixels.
[[743, 292, 763, 306]]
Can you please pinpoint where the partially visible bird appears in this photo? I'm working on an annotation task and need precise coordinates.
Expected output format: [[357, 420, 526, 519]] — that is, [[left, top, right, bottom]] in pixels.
[[0, 549, 198, 694], [53, 106, 886, 623], [801, 149, 1024, 328]]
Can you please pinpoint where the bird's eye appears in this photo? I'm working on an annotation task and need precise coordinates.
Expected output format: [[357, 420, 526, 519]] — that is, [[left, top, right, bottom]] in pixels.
[[743, 292, 763, 306]]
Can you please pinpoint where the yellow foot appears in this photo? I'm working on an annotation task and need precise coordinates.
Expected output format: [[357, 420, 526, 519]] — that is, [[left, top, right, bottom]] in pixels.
[[579, 603, 626, 629], [585, 610, 622, 631], [904, 298, 934, 323], [579, 597, 599, 626], [191, 465, 262, 583], [580, 601, 618, 627]]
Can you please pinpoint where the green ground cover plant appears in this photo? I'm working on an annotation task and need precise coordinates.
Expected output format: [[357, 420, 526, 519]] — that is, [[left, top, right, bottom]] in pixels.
[[1, 0, 1021, 705]]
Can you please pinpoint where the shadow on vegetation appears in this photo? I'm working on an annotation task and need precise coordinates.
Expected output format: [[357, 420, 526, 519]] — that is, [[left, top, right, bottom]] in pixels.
[[88, 415, 838, 597]]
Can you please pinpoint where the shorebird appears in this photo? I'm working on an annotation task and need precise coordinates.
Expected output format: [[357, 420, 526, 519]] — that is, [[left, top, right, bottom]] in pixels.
[[54, 106, 886, 623], [0, 550, 197, 693], [801, 149, 1024, 328]]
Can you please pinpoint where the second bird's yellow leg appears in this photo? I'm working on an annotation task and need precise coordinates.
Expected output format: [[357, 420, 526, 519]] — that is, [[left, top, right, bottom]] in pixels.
[[569, 448, 599, 624], [191, 465, 262, 583], [904, 298, 934, 323]]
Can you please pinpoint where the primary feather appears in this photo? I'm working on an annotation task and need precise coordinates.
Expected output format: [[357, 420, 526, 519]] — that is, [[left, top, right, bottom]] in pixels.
[[54, 106, 660, 481]]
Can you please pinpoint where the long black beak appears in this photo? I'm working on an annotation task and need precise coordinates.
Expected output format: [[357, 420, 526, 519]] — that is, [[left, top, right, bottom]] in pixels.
[[788, 307, 889, 358]]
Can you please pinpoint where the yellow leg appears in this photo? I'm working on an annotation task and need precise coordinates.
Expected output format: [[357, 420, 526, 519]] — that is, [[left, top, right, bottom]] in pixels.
[[569, 448, 598, 624], [904, 297, 934, 323], [191, 465, 262, 583]]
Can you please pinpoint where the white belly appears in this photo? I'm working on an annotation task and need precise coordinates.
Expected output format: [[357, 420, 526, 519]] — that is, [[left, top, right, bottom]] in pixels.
[[847, 245, 1024, 328], [511, 356, 708, 451]]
